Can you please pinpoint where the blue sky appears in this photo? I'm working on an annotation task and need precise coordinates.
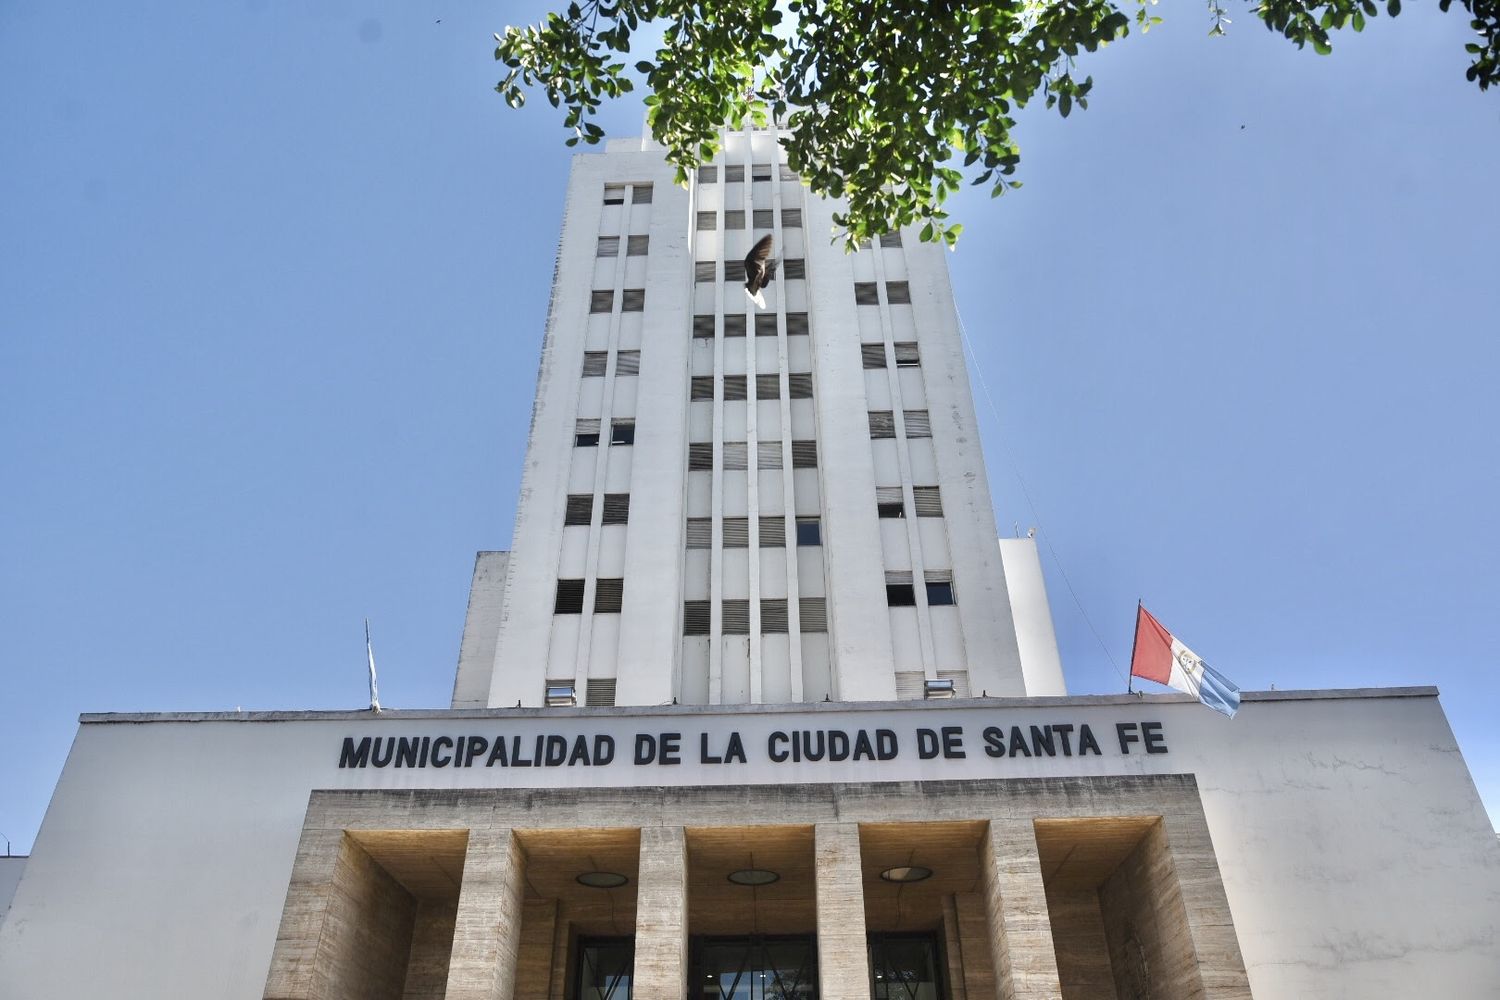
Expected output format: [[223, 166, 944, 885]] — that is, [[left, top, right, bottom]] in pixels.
[[3, 0, 1497, 853]]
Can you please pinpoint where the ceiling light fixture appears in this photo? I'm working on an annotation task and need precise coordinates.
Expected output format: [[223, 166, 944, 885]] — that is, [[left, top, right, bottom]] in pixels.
[[727, 868, 780, 886], [575, 871, 629, 889], [879, 865, 933, 883]]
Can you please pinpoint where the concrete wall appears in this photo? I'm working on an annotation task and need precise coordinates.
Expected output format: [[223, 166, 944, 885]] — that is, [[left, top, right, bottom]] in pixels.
[[999, 539, 1066, 697], [0, 856, 25, 928], [453, 552, 508, 708]]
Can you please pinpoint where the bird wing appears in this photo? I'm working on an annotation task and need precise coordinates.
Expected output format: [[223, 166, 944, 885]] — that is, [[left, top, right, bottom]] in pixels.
[[744, 234, 775, 291]]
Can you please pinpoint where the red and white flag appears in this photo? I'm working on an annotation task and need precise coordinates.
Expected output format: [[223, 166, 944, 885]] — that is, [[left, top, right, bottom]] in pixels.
[[1130, 605, 1240, 718]]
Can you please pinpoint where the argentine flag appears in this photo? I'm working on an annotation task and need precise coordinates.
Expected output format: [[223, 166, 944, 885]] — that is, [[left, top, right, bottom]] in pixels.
[[1129, 605, 1240, 718]]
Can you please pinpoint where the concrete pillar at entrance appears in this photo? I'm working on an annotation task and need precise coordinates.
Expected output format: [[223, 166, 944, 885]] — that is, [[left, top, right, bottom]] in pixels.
[[1159, 814, 1252, 999], [446, 827, 527, 1000], [979, 818, 1062, 1000], [815, 823, 872, 1000], [633, 826, 689, 998]]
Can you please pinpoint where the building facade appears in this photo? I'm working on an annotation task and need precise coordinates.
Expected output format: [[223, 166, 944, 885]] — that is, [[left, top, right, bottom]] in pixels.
[[1, 129, 1497, 1000]]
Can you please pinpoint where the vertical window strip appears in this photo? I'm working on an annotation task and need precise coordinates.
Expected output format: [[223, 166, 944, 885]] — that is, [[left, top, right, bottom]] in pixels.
[[594, 578, 624, 613], [564, 495, 594, 526], [724, 210, 746, 230], [754, 314, 778, 337], [695, 261, 717, 282], [603, 184, 625, 205], [886, 281, 912, 304], [751, 164, 773, 181], [596, 236, 620, 257], [722, 599, 751, 634], [862, 344, 888, 369], [785, 312, 809, 336], [903, 410, 932, 437], [787, 373, 813, 399], [586, 678, 617, 706], [696, 211, 716, 231], [854, 282, 879, 305], [796, 516, 821, 546], [686, 517, 712, 547], [555, 579, 585, 614], [756, 374, 781, 400], [621, 289, 644, 312], [582, 352, 609, 377], [722, 517, 750, 547], [590, 290, 614, 313], [791, 440, 818, 468], [781, 208, 803, 228], [912, 486, 942, 517], [782, 259, 806, 279], [753, 209, 774, 229], [894, 342, 921, 367], [722, 442, 748, 470], [799, 597, 827, 632], [761, 599, 789, 633], [759, 515, 786, 547], [601, 493, 630, 524], [690, 376, 715, 401], [615, 350, 641, 376], [683, 599, 711, 634], [723, 375, 748, 401], [631, 184, 653, 203], [693, 315, 715, 339], [626, 235, 649, 255], [724, 260, 747, 282], [697, 165, 718, 183], [723, 164, 745, 182], [687, 443, 713, 470], [869, 410, 897, 438], [757, 440, 783, 470], [724, 315, 747, 337]]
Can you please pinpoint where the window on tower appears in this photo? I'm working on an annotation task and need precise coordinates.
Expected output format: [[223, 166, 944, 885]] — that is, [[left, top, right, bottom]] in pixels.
[[611, 420, 635, 445], [554, 579, 586, 614]]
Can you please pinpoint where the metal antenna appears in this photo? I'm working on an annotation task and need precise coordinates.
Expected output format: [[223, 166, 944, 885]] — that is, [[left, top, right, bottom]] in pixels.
[[365, 619, 382, 713]]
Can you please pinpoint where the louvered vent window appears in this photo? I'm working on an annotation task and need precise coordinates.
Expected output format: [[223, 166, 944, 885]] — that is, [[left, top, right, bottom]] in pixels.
[[868, 410, 897, 439], [903, 410, 932, 437], [756, 374, 781, 400], [723, 517, 749, 547], [603, 185, 625, 205], [876, 485, 905, 518], [857, 237, 873, 250], [611, 419, 635, 445], [622, 289, 645, 312], [582, 352, 609, 377], [862, 344, 887, 368], [782, 208, 803, 228], [688, 443, 713, 470], [590, 290, 614, 313], [761, 599, 789, 633], [759, 515, 786, 547], [555, 579, 586, 614], [594, 578, 624, 613], [693, 315, 715, 339], [722, 442, 748, 470], [854, 282, 879, 305], [686, 518, 712, 548], [723, 375, 748, 401], [724, 210, 745, 230], [722, 599, 751, 634], [586, 679, 617, 707], [880, 231, 903, 248], [690, 376, 714, 401], [779, 164, 799, 181], [632, 183, 653, 203], [787, 373, 813, 399], [755, 314, 778, 337], [597, 236, 620, 257], [696, 212, 716, 231], [695, 261, 717, 283], [575, 419, 601, 447], [683, 600, 711, 635], [601, 493, 630, 525], [724, 165, 745, 182], [698, 165, 718, 183], [724, 315, 746, 337], [627, 235, 649, 256], [791, 440, 818, 468], [785, 312, 809, 336], [724, 261, 747, 282], [894, 342, 921, 367], [564, 495, 594, 526], [895, 672, 925, 700], [796, 517, 821, 546], [912, 486, 942, 517], [886, 281, 912, 304], [758, 440, 783, 470], [886, 570, 914, 584], [925, 575, 956, 607], [751, 164, 773, 181], [799, 597, 828, 632], [783, 259, 806, 279], [753, 209, 774, 228], [615, 350, 641, 376]]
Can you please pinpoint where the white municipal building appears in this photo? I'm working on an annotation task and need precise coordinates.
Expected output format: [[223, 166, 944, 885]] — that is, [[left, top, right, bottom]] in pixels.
[[2, 126, 1497, 999]]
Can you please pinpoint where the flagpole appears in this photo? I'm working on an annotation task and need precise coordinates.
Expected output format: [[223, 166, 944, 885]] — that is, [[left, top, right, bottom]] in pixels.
[[1127, 599, 1142, 695]]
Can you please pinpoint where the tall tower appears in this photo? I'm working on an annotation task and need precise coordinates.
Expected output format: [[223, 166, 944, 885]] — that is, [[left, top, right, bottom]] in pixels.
[[454, 126, 1064, 709]]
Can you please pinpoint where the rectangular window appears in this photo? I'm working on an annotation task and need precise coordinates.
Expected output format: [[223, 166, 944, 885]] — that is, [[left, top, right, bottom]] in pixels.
[[686, 517, 712, 548], [696, 211, 716, 231], [590, 290, 614, 313], [722, 442, 748, 470], [582, 351, 608, 377], [724, 164, 745, 182], [586, 678, 617, 706], [603, 184, 625, 205], [754, 314, 778, 337], [723, 210, 745, 230], [753, 209, 774, 229], [787, 373, 813, 399], [555, 579, 585, 614], [761, 598, 789, 633], [781, 208, 802, 228], [876, 485, 904, 518], [757, 440, 783, 470], [868, 410, 896, 439], [751, 164, 773, 181], [785, 312, 809, 336], [615, 350, 641, 376], [694, 261, 716, 283], [611, 419, 635, 445], [621, 289, 644, 312], [779, 164, 799, 181], [756, 374, 781, 400], [783, 259, 806, 279], [627, 235, 649, 256], [693, 315, 715, 339], [925, 579, 956, 606], [880, 231, 903, 248], [575, 419, 600, 447], [632, 184, 653, 203], [688, 443, 713, 470], [854, 282, 879, 305], [857, 236, 873, 250], [596, 236, 620, 257], [799, 597, 827, 632], [601, 493, 630, 525], [791, 440, 818, 468], [886, 583, 917, 607], [759, 515, 786, 547], [722, 599, 750, 634], [564, 494, 594, 526], [903, 410, 932, 437], [886, 281, 912, 304], [862, 344, 888, 369], [697, 165, 718, 183], [690, 377, 714, 401], [724, 260, 747, 282], [724, 315, 746, 337], [894, 342, 921, 367], [723, 375, 748, 401], [594, 578, 624, 613], [684, 599, 711, 635], [796, 517, 821, 546], [912, 486, 942, 517], [722, 517, 749, 547]]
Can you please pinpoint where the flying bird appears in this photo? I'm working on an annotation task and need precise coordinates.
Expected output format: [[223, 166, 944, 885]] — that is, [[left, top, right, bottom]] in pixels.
[[744, 234, 776, 309]]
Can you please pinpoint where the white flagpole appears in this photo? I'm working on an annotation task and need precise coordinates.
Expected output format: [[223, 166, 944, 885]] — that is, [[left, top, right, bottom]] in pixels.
[[365, 618, 382, 712]]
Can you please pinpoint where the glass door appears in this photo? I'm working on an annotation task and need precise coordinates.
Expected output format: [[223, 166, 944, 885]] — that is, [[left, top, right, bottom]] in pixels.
[[868, 933, 944, 1000], [577, 937, 635, 1000], [691, 935, 818, 1000]]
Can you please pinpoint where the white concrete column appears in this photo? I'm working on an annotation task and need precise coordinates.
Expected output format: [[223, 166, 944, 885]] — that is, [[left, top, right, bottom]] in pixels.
[[815, 822, 872, 1000], [633, 826, 689, 998], [446, 828, 527, 1000], [979, 818, 1062, 1000]]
